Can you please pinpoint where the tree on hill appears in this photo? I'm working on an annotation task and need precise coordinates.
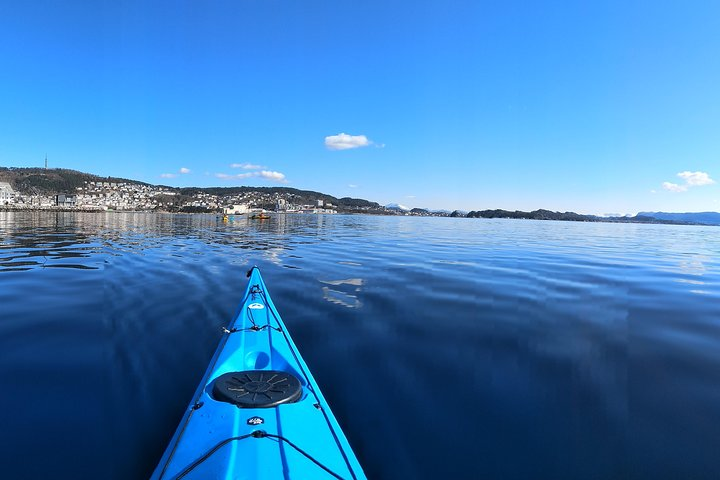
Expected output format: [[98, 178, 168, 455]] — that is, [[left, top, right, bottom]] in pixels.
[[337, 197, 381, 208]]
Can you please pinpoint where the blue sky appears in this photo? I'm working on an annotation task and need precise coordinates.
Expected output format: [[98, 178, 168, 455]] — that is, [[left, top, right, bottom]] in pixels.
[[1, 1, 719, 214]]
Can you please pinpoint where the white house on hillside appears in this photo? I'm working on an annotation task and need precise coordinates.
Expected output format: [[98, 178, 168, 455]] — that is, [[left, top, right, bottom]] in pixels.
[[224, 204, 250, 214], [0, 182, 15, 204]]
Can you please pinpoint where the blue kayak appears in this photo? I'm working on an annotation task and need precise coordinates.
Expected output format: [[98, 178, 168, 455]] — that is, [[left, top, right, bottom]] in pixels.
[[152, 267, 366, 479]]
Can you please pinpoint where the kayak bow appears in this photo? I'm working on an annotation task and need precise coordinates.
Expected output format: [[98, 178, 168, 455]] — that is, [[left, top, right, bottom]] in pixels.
[[152, 267, 366, 480]]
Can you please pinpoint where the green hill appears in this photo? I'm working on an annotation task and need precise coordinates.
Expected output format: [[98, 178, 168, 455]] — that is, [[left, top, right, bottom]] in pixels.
[[0, 167, 382, 210], [0, 167, 143, 195]]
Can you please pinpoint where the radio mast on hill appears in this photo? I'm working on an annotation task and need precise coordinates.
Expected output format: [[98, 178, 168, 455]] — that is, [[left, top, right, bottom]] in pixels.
[[44, 154, 48, 169]]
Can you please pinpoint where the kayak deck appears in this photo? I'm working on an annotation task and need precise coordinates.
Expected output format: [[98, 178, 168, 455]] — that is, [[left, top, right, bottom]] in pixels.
[[152, 267, 365, 480]]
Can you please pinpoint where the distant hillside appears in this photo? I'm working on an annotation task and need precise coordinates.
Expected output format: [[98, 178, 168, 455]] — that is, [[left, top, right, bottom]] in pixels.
[[179, 186, 337, 205], [178, 186, 380, 209], [467, 209, 590, 221], [337, 197, 380, 208], [467, 209, 601, 221], [0, 167, 381, 210], [0, 167, 143, 195], [466, 209, 691, 225], [3, 167, 715, 224], [638, 211, 720, 225]]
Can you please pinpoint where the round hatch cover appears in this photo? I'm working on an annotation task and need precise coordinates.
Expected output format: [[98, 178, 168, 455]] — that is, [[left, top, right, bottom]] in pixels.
[[212, 370, 302, 408]]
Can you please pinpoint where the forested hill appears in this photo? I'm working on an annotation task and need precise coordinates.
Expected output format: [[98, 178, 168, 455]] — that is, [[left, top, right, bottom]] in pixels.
[[0, 167, 381, 209], [0, 167, 144, 194]]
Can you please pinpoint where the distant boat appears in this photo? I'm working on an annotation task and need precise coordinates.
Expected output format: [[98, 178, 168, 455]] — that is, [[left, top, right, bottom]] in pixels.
[[250, 213, 271, 220], [219, 214, 244, 222]]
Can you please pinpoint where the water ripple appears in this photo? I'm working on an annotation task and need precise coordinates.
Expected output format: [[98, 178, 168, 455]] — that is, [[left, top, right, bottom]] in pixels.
[[1, 212, 720, 479]]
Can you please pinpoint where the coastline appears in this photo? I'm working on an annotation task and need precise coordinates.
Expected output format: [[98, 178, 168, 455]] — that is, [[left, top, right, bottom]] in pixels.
[[0, 206, 711, 226]]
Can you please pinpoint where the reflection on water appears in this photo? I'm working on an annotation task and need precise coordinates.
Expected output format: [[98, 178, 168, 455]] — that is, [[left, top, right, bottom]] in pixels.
[[0, 211, 336, 273], [1, 212, 720, 479], [320, 278, 364, 308], [0, 212, 103, 271]]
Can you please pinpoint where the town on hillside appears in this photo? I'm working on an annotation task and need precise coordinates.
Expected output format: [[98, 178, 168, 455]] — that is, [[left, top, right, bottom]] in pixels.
[[0, 168, 443, 216]]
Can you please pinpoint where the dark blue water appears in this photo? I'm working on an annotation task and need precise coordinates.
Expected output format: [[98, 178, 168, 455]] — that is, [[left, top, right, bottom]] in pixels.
[[1, 211, 719, 479]]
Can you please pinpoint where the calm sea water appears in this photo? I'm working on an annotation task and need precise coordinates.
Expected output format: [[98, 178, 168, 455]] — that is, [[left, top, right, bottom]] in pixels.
[[1, 211, 719, 479]]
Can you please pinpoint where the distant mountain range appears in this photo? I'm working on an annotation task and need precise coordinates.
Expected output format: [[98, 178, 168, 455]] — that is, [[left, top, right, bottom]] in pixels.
[[638, 212, 720, 225]]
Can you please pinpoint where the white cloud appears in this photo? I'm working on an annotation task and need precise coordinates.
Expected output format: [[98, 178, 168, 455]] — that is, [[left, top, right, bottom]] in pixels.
[[215, 170, 287, 183], [325, 133, 372, 150], [161, 167, 191, 178], [662, 171, 715, 193], [230, 163, 266, 170], [348, 184, 358, 188], [258, 170, 286, 181], [662, 182, 687, 193], [677, 171, 715, 186]]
